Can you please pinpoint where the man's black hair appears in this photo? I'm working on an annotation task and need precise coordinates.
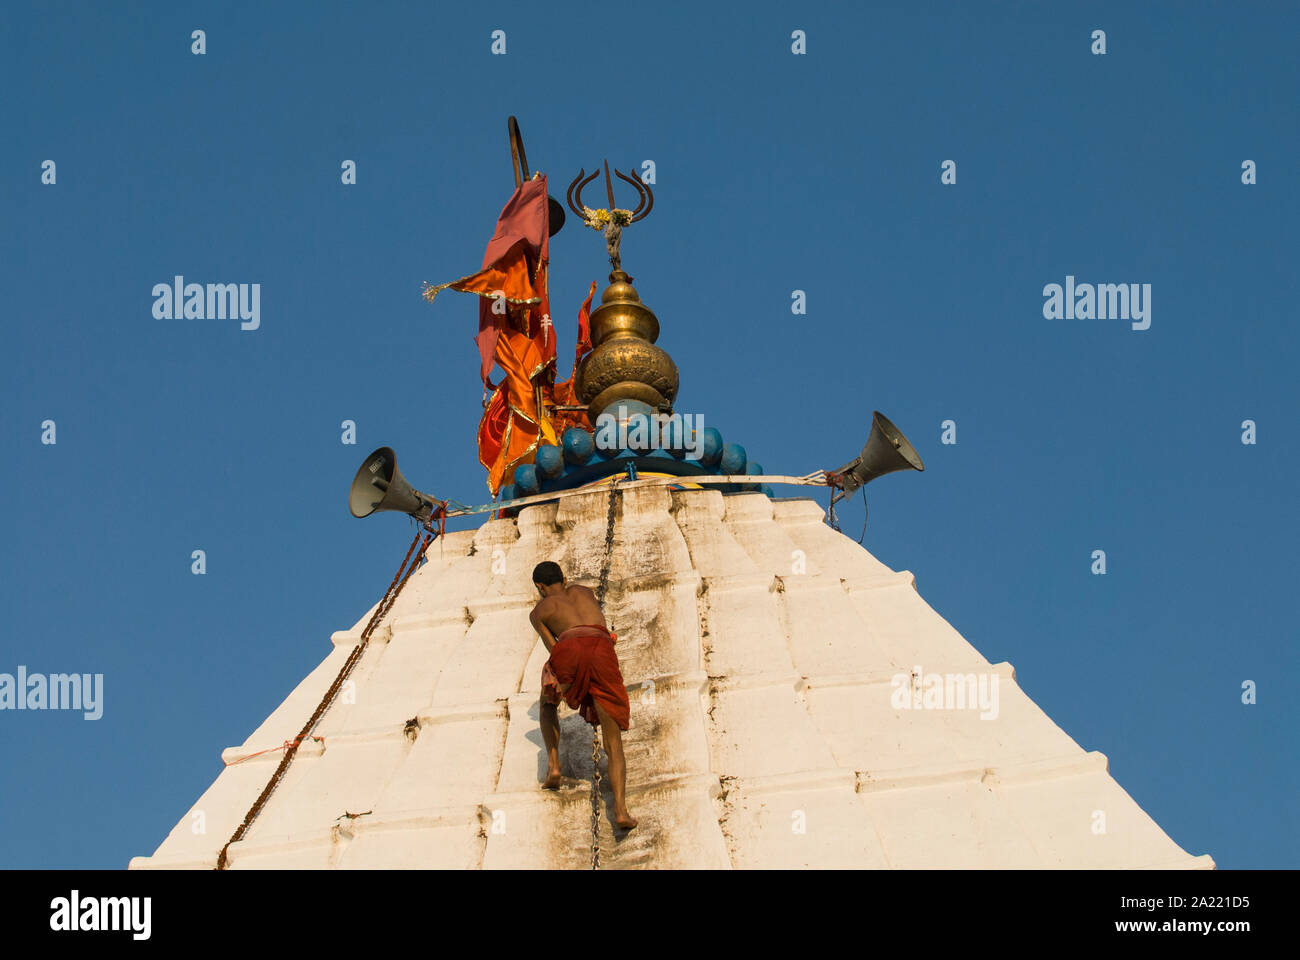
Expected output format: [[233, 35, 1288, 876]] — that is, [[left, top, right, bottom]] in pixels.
[[532, 561, 564, 586]]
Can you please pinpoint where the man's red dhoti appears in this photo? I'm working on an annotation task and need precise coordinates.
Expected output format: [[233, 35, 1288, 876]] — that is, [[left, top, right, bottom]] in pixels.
[[540, 625, 630, 730]]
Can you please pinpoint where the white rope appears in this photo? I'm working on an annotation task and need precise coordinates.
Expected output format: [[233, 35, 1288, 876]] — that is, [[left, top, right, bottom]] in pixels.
[[445, 472, 830, 518]]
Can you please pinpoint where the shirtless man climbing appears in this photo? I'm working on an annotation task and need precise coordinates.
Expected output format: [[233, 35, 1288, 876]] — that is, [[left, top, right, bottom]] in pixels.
[[529, 561, 637, 830]]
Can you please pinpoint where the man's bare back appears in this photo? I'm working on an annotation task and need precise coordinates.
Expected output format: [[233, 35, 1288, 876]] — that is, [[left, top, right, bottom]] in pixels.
[[530, 583, 606, 653]]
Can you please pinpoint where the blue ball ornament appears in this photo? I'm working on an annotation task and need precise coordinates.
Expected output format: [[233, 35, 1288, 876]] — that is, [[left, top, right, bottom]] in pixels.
[[661, 417, 690, 459], [562, 427, 595, 465], [700, 427, 723, 466], [623, 412, 654, 452], [535, 444, 564, 479], [720, 442, 748, 475], [514, 463, 540, 495]]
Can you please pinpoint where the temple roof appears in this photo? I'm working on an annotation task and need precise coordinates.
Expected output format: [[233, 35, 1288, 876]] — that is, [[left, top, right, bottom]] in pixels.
[[130, 486, 1211, 869]]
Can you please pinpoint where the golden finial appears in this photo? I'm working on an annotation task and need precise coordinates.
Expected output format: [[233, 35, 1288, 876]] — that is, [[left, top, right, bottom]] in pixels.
[[566, 161, 675, 422]]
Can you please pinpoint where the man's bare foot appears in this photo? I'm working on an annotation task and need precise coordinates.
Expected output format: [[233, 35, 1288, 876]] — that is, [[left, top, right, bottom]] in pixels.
[[614, 809, 638, 830], [543, 769, 563, 789]]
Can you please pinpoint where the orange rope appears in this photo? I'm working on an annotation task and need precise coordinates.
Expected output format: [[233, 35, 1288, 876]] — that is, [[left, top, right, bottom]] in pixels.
[[222, 736, 325, 766]]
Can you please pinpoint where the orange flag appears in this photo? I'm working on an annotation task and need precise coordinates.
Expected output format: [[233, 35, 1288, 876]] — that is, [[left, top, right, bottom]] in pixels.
[[427, 176, 568, 495], [476, 321, 555, 494], [551, 280, 598, 437], [424, 177, 552, 388]]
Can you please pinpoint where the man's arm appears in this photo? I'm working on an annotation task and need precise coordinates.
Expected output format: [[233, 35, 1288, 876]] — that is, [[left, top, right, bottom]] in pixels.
[[530, 603, 558, 654]]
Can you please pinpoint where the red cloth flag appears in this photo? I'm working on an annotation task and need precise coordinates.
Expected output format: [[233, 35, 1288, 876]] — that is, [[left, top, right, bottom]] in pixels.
[[426, 176, 568, 494], [424, 177, 552, 388]]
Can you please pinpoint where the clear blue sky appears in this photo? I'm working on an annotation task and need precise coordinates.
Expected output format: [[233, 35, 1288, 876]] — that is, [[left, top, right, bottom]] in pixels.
[[2, 1, 1295, 869]]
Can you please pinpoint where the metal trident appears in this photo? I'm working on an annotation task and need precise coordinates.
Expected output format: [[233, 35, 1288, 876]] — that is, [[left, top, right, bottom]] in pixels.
[[566, 161, 654, 275]]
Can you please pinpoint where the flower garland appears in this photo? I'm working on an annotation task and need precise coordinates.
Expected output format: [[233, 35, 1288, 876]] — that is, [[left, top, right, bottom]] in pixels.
[[581, 206, 633, 230]]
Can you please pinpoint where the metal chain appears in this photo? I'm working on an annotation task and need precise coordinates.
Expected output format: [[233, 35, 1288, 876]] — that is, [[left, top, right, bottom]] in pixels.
[[589, 720, 602, 870], [595, 479, 619, 608], [589, 478, 620, 870]]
